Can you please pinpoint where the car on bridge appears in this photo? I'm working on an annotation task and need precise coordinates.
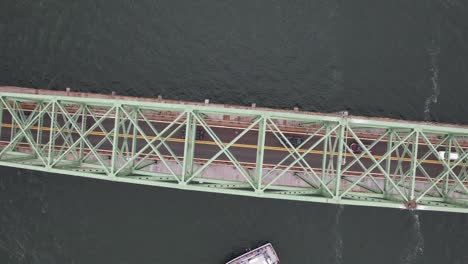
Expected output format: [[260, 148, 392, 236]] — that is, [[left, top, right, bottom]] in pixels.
[[437, 151, 459, 161], [279, 135, 303, 148]]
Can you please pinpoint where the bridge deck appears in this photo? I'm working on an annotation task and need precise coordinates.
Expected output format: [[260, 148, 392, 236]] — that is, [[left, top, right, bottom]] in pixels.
[[0, 86, 466, 213]]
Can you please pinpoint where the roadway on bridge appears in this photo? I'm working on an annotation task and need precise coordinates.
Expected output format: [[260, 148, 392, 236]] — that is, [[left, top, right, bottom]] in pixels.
[[0, 109, 460, 183]]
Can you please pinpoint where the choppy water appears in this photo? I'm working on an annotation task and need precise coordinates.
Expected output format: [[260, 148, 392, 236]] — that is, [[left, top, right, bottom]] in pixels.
[[0, 0, 467, 263]]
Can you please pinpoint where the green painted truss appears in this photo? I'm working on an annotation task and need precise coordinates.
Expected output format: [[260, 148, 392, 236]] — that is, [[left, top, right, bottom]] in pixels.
[[0, 91, 466, 213]]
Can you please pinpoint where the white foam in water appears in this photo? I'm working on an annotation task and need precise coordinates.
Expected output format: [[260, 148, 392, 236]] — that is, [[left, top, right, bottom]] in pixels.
[[401, 211, 425, 264], [424, 39, 440, 121], [441, 0, 462, 8], [333, 205, 344, 264]]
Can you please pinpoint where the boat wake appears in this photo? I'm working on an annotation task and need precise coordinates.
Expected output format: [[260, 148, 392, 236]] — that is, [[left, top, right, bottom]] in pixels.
[[333, 205, 344, 264], [424, 38, 440, 121], [401, 211, 425, 264]]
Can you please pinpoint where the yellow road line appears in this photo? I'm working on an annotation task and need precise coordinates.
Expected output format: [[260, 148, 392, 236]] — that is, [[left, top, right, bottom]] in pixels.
[[1, 123, 462, 166]]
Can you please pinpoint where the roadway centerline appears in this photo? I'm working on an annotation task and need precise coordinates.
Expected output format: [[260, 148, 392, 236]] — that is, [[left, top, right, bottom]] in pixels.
[[1, 123, 463, 167]]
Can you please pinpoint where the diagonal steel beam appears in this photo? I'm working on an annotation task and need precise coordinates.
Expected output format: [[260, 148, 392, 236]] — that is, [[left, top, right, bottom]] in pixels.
[[188, 112, 261, 188], [266, 119, 333, 196], [132, 118, 186, 172], [391, 133, 448, 197], [119, 106, 180, 181], [262, 123, 340, 192], [264, 121, 326, 176], [116, 108, 186, 176], [81, 106, 128, 163], [446, 138, 468, 197], [0, 98, 52, 165], [10, 101, 42, 151], [343, 127, 394, 192], [420, 132, 468, 191], [52, 103, 116, 172], [417, 133, 468, 200], [340, 128, 415, 199], [137, 108, 183, 168]]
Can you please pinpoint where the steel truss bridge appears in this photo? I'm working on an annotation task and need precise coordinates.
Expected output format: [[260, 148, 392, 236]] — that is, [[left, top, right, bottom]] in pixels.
[[0, 87, 467, 213]]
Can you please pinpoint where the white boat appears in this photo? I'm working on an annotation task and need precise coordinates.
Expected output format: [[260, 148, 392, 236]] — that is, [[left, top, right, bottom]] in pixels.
[[226, 243, 280, 264]]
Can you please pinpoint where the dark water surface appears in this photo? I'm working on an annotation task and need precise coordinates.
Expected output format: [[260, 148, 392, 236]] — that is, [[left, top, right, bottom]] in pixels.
[[0, 0, 467, 263]]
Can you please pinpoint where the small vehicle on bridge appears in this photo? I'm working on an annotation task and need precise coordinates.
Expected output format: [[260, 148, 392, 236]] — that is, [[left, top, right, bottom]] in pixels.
[[178, 128, 205, 140], [350, 142, 372, 154], [437, 151, 459, 161], [279, 135, 303, 148]]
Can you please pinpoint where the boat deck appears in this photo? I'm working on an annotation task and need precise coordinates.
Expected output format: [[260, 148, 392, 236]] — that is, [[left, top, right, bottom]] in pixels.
[[226, 243, 279, 264]]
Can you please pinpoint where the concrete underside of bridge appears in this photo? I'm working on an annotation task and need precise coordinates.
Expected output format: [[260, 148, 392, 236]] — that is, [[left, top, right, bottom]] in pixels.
[[0, 86, 467, 213]]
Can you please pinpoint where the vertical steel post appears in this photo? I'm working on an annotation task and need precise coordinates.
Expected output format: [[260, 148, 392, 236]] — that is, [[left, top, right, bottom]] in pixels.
[[409, 128, 420, 200], [34, 102, 50, 161], [47, 100, 57, 168], [36, 102, 44, 147], [255, 116, 267, 191], [111, 104, 121, 176], [384, 129, 393, 194], [182, 111, 196, 183], [334, 119, 346, 198], [328, 133, 336, 175], [131, 107, 139, 168], [0, 96, 3, 141], [9, 100, 16, 145], [79, 105, 87, 162], [321, 123, 330, 190], [444, 134, 452, 196]]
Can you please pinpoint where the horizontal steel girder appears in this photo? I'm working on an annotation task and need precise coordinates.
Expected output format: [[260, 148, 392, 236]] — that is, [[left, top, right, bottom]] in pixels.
[[0, 90, 467, 214]]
